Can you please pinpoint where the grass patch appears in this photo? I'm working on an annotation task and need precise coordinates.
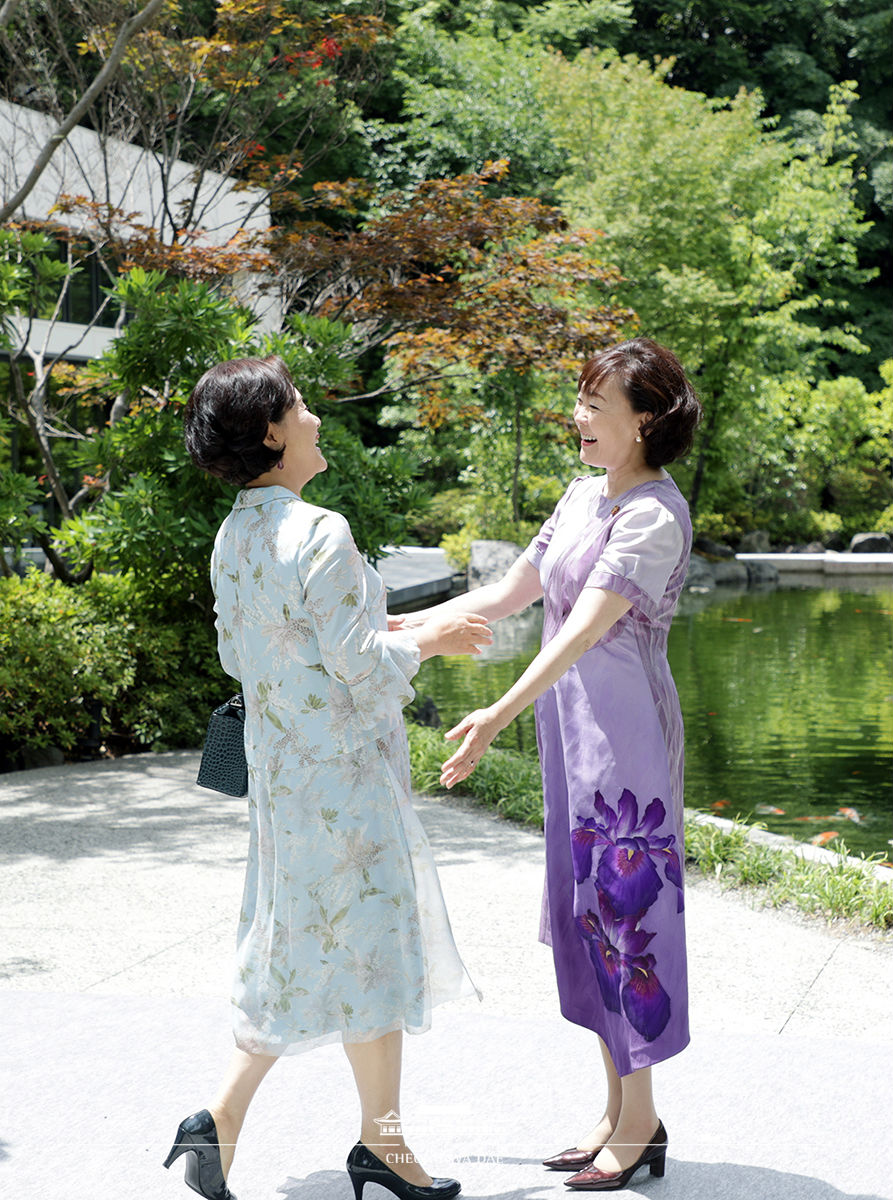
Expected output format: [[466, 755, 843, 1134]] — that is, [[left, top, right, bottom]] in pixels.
[[685, 814, 893, 928], [407, 723, 544, 826], [407, 723, 893, 931]]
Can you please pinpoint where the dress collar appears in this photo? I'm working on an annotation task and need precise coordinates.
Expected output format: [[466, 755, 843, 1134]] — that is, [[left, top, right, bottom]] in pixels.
[[232, 485, 301, 510]]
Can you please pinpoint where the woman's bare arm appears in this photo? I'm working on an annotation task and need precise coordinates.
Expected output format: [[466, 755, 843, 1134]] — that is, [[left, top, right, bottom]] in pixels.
[[439, 586, 632, 787], [391, 555, 543, 628]]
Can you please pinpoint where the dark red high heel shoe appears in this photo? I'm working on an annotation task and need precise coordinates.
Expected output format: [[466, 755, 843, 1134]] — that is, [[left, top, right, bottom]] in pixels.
[[542, 1146, 602, 1171], [163, 1109, 236, 1200], [563, 1122, 667, 1191]]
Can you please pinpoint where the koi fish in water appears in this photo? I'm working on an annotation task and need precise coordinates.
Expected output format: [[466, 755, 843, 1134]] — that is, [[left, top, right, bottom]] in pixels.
[[810, 831, 839, 847], [836, 806, 865, 824]]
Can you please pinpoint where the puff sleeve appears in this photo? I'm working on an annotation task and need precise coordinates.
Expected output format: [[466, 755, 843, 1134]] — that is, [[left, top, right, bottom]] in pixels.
[[525, 478, 582, 570], [584, 501, 684, 622], [298, 510, 420, 727]]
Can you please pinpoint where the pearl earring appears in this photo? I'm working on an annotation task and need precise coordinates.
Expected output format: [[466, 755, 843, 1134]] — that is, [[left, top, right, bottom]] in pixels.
[[635, 435, 642, 443]]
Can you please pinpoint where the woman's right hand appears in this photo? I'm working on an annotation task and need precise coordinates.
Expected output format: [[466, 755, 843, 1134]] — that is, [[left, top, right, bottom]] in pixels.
[[414, 613, 492, 661]]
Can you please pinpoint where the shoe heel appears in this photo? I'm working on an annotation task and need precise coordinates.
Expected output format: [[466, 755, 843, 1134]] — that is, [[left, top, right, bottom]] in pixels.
[[348, 1171, 365, 1200], [649, 1150, 666, 1178], [162, 1131, 190, 1170]]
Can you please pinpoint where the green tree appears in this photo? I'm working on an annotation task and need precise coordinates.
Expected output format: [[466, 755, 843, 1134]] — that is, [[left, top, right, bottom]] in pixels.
[[541, 51, 874, 517], [363, 2, 634, 196], [615, 1, 892, 377], [363, 23, 564, 198]]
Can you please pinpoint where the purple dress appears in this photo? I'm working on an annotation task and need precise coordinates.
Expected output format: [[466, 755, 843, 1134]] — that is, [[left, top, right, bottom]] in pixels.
[[526, 473, 691, 1075]]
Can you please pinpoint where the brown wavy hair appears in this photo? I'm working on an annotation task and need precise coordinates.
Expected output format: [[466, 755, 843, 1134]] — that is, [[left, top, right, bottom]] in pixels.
[[578, 338, 701, 468]]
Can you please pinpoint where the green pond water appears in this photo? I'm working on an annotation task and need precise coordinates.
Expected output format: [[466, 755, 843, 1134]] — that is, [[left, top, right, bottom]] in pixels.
[[413, 583, 893, 860]]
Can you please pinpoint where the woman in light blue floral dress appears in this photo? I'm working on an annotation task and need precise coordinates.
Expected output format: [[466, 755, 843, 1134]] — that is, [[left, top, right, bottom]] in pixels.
[[167, 356, 489, 1200]]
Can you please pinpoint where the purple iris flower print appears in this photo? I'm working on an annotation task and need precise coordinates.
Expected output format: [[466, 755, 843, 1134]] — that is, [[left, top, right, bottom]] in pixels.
[[572, 788, 684, 915], [622, 954, 671, 1040], [577, 905, 670, 1041], [573, 788, 681, 1043], [576, 902, 622, 1014]]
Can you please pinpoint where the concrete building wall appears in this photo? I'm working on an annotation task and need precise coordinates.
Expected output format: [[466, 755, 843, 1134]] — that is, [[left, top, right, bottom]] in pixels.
[[1, 99, 281, 361]]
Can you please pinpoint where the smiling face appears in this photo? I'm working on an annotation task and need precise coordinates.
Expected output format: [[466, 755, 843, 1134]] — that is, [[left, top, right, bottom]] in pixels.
[[574, 374, 647, 473], [264, 389, 326, 494]]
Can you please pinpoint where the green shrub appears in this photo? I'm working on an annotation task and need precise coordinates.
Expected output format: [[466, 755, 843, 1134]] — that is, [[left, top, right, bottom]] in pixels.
[[869, 501, 893, 536], [408, 487, 471, 545], [407, 722, 544, 826], [0, 569, 227, 766], [439, 522, 479, 570], [0, 571, 134, 761], [440, 505, 540, 570], [692, 511, 746, 545]]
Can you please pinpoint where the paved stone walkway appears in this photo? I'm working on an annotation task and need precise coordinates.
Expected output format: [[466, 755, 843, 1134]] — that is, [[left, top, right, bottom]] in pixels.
[[1, 751, 891, 1199]]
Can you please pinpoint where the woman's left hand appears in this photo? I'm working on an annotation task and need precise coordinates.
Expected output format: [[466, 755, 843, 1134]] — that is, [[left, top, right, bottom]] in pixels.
[[440, 707, 503, 788]]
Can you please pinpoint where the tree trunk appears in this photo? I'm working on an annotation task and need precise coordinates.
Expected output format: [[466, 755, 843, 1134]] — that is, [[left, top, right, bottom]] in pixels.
[[9, 359, 72, 521], [35, 531, 93, 586], [511, 389, 523, 524], [0, 0, 166, 222], [0, 0, 25, 30]]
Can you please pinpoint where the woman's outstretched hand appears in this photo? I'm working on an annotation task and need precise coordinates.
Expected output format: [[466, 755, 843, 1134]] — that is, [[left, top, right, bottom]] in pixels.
[[388, 613, 428, 631], [440, 706, 503, 788], [415, 613, 492, 661]]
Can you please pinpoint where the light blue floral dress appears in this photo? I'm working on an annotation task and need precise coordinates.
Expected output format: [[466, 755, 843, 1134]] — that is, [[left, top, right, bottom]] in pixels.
[[211, 485, 475, 1055]]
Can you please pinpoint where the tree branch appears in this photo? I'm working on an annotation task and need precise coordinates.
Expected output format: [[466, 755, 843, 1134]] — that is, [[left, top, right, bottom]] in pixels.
[[0, 0, 166, 222], [0, 0, 25, 30], [336, 368, 473, 404]]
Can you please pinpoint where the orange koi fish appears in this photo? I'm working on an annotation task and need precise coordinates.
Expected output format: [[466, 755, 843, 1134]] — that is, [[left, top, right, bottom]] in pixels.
[[810, 831, 839, 847], [836, 807, 865, 824]]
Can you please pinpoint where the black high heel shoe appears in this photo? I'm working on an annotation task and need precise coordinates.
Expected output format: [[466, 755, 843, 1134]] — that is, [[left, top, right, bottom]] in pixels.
[[346, 1141, 461, 1200], [163, 1109, 237, 1200], [563, 1121, 667, 1191]]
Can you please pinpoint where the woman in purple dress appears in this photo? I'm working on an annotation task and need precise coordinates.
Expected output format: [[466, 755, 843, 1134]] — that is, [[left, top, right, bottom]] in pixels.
[[432, 339, 701, 1191]]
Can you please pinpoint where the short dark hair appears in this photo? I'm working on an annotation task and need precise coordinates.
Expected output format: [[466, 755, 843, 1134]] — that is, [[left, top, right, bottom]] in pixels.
[[578, 338, 702, 468], [184, 356, 297, 485]]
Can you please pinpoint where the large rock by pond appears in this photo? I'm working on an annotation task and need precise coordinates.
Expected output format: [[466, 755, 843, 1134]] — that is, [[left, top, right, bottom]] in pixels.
[[684, 553, 717, 591], [741, 559, 781, 586], [684, 551, 778, 591], [468, 540, 525, 588], [693, 534, 735, 558], [469, 539, 778, 594], [738, 530, 772, 553], [850, 531, 892, 553]]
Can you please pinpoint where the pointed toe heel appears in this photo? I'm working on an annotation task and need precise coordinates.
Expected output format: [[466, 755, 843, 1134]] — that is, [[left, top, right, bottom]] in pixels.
[[563, 1121, 668, 1191], [346, 1142, 460, 1200], [542, 1147, 600, 1171], [163, 1109, 236, 1200]]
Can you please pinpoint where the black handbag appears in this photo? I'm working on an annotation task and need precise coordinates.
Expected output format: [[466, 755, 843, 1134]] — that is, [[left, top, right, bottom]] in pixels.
[[196, 694, 248, 797]]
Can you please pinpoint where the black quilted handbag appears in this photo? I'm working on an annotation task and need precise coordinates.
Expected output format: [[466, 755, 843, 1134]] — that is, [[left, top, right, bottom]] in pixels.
[[196, 694, 248, 797]]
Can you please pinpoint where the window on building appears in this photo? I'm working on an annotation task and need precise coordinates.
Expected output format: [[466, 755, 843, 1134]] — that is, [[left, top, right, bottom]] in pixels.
[[52, 239, 121, 328]]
